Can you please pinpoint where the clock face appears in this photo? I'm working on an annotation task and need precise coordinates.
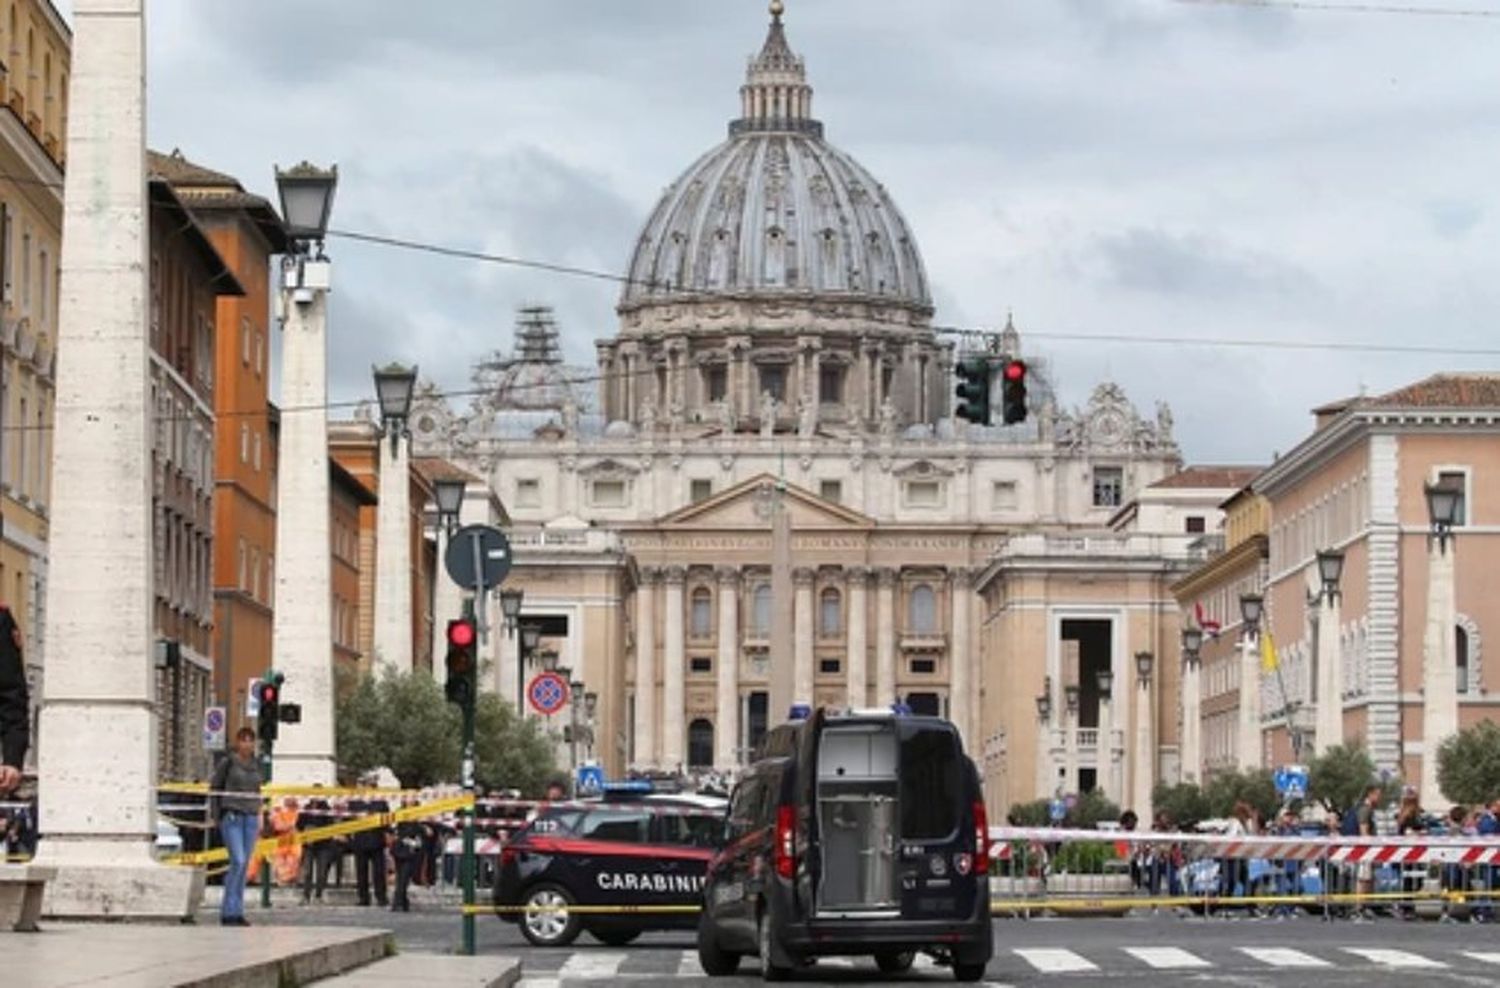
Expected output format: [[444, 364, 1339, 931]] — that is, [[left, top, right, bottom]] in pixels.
[[1091, 410, 1126, 447]]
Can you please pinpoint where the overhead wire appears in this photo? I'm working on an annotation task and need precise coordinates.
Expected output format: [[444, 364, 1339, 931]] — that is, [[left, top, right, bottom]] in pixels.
[[1169, 0, 1500, 17]]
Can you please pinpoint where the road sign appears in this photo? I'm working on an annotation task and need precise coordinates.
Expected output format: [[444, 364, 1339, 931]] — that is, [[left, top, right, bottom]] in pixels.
[[1274, 764, 1309, 799], [1049, 798, 1066, 823], [203, 706, 227, 751], [576, 763, 605, 795], [247, 678, 263, 719], [528, 672, 569, 716], [444, 524, 513, 591]]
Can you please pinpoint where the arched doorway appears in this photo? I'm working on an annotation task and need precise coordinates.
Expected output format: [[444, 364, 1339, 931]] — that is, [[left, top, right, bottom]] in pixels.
[[688, 718, 714, 769]]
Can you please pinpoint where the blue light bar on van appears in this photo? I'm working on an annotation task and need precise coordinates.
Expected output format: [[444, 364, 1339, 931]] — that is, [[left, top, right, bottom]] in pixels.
[[788, 703, 813, 721], [890, 701, 912, 716], [601, 780, 654, 794]]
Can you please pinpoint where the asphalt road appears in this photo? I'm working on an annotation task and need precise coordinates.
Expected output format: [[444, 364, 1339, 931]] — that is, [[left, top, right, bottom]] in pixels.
[[236, 893, 1500, 987]]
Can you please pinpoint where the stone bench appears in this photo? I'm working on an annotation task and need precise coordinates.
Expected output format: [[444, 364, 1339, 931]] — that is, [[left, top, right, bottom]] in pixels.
[[0, 863, 54, 932]]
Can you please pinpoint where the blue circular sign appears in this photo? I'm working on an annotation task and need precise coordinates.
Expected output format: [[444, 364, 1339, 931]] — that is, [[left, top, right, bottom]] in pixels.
[[528, 672, 568, 716]]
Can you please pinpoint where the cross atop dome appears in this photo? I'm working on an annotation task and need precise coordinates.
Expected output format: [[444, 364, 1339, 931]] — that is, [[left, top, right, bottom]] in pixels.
[[732, 0, 822, 137]]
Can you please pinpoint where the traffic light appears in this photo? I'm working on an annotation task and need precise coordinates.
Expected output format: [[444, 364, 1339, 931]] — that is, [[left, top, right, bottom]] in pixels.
[[954, 357, 992, 425], [257, 670, 284, 744], [1001, 359, 1028, 425], [445, 618, 477, 709]]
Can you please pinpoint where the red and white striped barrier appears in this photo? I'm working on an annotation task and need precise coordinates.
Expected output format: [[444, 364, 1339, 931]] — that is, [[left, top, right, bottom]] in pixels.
[[990, 826, 1500, 866]]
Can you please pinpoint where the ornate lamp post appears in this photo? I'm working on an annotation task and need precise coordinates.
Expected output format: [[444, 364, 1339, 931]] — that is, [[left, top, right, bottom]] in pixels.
[[1036, 679, 1054, 797], [1236, 594, 1264, 771], [372, 362, 418, 674], [1180, 626, 1203, 785], [1313, 548, 1344, 754], [1422, 481, 1461, 809], [1133, 651, 1155, 820], [1097, 666, 1116, 799], [517, 621, 542, 717], [1063, 682, 1081, 797]]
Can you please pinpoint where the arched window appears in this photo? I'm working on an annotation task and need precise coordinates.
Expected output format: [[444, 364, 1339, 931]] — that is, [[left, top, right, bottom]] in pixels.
[[819, 587, 841, 638], [690, 587, 712, 638], [1457, 625, 1470, 694], [688, 718, 714, 769], [751, 584, 772, 636], [908, 584, 936, 635]]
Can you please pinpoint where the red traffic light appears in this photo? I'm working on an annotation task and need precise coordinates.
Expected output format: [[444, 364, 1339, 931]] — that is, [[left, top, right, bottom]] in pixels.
[[447, 620, 476, 648], [260, 686, 276, 703], [1004, 359, 1027, 382]]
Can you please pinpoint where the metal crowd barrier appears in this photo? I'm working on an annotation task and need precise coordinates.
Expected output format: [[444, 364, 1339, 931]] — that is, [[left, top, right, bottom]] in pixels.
[[988, 825, 1500, 920]]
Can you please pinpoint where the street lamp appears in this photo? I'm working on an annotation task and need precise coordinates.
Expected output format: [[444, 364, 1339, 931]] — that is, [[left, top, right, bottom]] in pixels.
[[516, 621, 542, 717], [1422, 479, 1461, 808], [1181, 626, 1204, 666], [520, 622, 542, 654], [499, 588, 525, 637], [1425, 481, 1461, 552], [1133, 651, 1157, 820], [1096, 667, 1114, 699], [372, 362, 417, 456], [434, 477, 465, 536], [1239, 593, 1263, 634], [276, 162, 338, 252], [1316, 548, 1344, 603], [1035, 691, 1053, 722], [1064, 683, 1080, 716], [1135, 650, 1154, 686]]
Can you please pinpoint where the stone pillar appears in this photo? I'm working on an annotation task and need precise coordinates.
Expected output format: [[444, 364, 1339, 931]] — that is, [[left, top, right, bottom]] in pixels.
[[1422, 538, 1459, 810], [1315, 592, 1343, 755], [715, 568, 740, 769], [793, 567, 815, 703], [661, 566, 686, 771], [948, 568, 971, 742], [1180, 658, 1202, 784], [1098, 685, 1115, 799], [34, 0, 204, 918], [1238, 635, 1261, 770], [876, 568, 897, 705], [1133, 669, 1155, 821], [1064, 707, 1080, 796], [373, 432, 413, 673], [846, 568, 869, 707], [633, 567, 659, 769]]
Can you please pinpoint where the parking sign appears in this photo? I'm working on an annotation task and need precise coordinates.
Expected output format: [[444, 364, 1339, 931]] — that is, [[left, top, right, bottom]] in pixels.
[[203, 706, 227, 751]]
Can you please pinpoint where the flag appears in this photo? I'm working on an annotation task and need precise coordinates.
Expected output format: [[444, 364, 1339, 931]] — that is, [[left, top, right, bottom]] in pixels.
[[1194, 601, 1221, 638], [1261, 629, 1279, 673]]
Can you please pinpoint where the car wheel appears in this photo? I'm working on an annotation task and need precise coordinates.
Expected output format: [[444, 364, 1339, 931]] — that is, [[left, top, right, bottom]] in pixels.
[[519, 883, 581, 947], [697, 914, 742, 977], [875, 950, 915, 973], [758, 910, 792, 982], [953, 961, 987, 983], [591, 927, 642, 947]]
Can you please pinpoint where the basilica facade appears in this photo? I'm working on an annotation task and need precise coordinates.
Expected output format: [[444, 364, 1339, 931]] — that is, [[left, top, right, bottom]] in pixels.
[[408, 6, 1193, 809]]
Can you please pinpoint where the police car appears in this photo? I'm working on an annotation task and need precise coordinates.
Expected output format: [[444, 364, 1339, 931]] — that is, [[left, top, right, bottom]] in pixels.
[[493, 784, 728, 946]]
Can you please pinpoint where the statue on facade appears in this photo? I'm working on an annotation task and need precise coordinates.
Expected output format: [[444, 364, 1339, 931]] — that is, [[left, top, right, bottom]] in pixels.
[[878, 394, 898, 440], [352, 399, 374, 424], [760, 391, 777, 438], [714, 398, 737, 434], [561, 395, 580, 436], [796, 393, 817, 438], [1155, 400, 1175, 446], [668, 397, 685, 430], [638, 399, 657, 435]]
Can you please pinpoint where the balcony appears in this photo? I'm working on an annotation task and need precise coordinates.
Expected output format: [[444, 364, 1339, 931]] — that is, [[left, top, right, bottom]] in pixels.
[[899, 630, 947, 653]]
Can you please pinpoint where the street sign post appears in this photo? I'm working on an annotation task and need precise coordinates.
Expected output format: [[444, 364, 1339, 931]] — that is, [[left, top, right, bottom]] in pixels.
[[246, 678, 263, 720], [202, 706, 227, 752]]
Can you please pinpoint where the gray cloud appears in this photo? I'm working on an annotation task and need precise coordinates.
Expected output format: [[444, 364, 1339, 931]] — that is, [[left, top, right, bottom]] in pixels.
[[1094, 227, 1319, 300]]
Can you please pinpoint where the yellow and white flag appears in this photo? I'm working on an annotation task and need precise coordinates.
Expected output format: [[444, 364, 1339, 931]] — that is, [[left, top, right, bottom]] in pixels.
[[1260, 629, 1280, 673]]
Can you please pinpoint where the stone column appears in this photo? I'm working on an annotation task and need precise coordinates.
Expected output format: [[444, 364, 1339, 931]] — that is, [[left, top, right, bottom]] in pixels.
[[948, 568, 972, 742], [1180, 658, 1202, 784], [846, 567, 869, 707], [1133, 669, 1156, 821], [662, 566, 686, 771], [633, 567, 659, 769], [876, 568, 897, 705], [373, 432, 413, 673], [793, 567, 816, 703], [715, 567, 740, 769], [1314, 592, 1343, 755], [1238, 634, 1261, 770], [1422, 537, 1459, 810], [1098, 684, 1115, 799], [34, 0, 204, 918]]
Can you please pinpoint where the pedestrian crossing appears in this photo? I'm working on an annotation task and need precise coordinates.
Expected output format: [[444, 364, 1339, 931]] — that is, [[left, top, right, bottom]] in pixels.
[[515, 943, 1500, 982]]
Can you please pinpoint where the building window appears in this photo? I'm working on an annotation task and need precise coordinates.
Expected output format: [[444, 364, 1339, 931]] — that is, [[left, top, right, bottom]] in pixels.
[[237, 539, 247, 592], [819, 587, 841, 638], [590, 478, 628, 508], [758, 365, 786, 402], [249, 547, 260, 601], [705, 365, 727, 402], [905, 692, 941, 717], [750, 584, 772, 636], [688, 718, 714, 769], [746, 691, 769, 756], [1457, 625, 1470, 694], [15, 396, 25, 496], [252, 431, 262, 472], [1185, 515, 1206, 534], [908, 583, 937, 634], [241, 317, 251, 365], [819, 658, 841, 675], [1437, 470, 1467, 526], [240, 423, 249, 463], [514, 478, 540, 508], [690, 587, 712, 638], [690, 656, 713, 674], [1093, 467, 1123, 508], [905, 480, 941, 508], [20, 231, 29, 309], [910, 658, 936, 675], [37, 248, 46, 323], [819, 480, 842, 504], [690, 478, 713, 503], [254, 331, 264, 376], [991, 481, 1018, 511], [819, 365, 843, 405]]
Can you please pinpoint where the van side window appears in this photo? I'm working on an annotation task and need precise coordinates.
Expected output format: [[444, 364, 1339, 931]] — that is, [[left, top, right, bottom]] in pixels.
[[899, 730, 961, 839], [728, 779, 764, 839], [579, 809, 651, 843]]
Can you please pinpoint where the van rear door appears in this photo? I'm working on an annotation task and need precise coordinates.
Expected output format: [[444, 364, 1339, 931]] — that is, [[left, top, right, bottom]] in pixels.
[[895, 724, 980, 921], [812, 720, 900, 916]]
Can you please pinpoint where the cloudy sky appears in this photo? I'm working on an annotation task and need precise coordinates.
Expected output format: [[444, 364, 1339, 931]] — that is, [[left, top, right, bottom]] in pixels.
[[75, 0, 1500, 462]]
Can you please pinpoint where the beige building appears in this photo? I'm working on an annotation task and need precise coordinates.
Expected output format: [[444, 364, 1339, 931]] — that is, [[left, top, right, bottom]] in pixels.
[[409, 8, 1189, 783], [0, 0, 67, 771]]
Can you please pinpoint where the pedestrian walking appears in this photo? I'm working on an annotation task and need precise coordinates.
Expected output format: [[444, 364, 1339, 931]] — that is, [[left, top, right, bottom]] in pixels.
[[1394, 787, 1425, 920], [209, 727, 264, 927], [1347, 783, 1383, 922], [0, 605, 29, 798]]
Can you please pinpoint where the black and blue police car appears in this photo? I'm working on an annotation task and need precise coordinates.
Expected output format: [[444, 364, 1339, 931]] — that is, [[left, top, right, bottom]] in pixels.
[[493, 781, 727, 946]]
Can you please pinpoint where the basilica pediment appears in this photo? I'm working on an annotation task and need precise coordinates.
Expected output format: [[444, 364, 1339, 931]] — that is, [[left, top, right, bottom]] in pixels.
[[655, 473, 874, 530], [892, 458, 954, 479], [577, 458, 640, 478]]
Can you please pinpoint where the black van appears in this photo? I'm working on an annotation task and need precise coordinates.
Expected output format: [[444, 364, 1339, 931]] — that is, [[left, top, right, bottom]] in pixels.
[[697, 708, 992, 982]]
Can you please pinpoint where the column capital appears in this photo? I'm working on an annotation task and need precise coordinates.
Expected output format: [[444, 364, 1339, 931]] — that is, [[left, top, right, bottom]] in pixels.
[[793, 566, 817, 586], [664, 565, 688, 585], [948, 566, 975, 589], [638, 565, 663, 585], [796, 335, 822, 353], [715, 566, 741, 586], [875, 567, 899, 589], [727, 335, 753, 353], [844, 565, 873, 585]]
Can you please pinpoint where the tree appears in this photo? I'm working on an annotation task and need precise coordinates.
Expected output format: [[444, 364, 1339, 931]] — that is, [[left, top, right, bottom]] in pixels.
[[377, 669, 461, 788], [473, 691, 557, 795], [1204, 768, 1278, 820], [1152, 782, 1210, 830], [1068, 789, 1120, 829], [1437, 720, 1500, 807], [1307, 743, 1378, 814], [333, 668, 385, 785]]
